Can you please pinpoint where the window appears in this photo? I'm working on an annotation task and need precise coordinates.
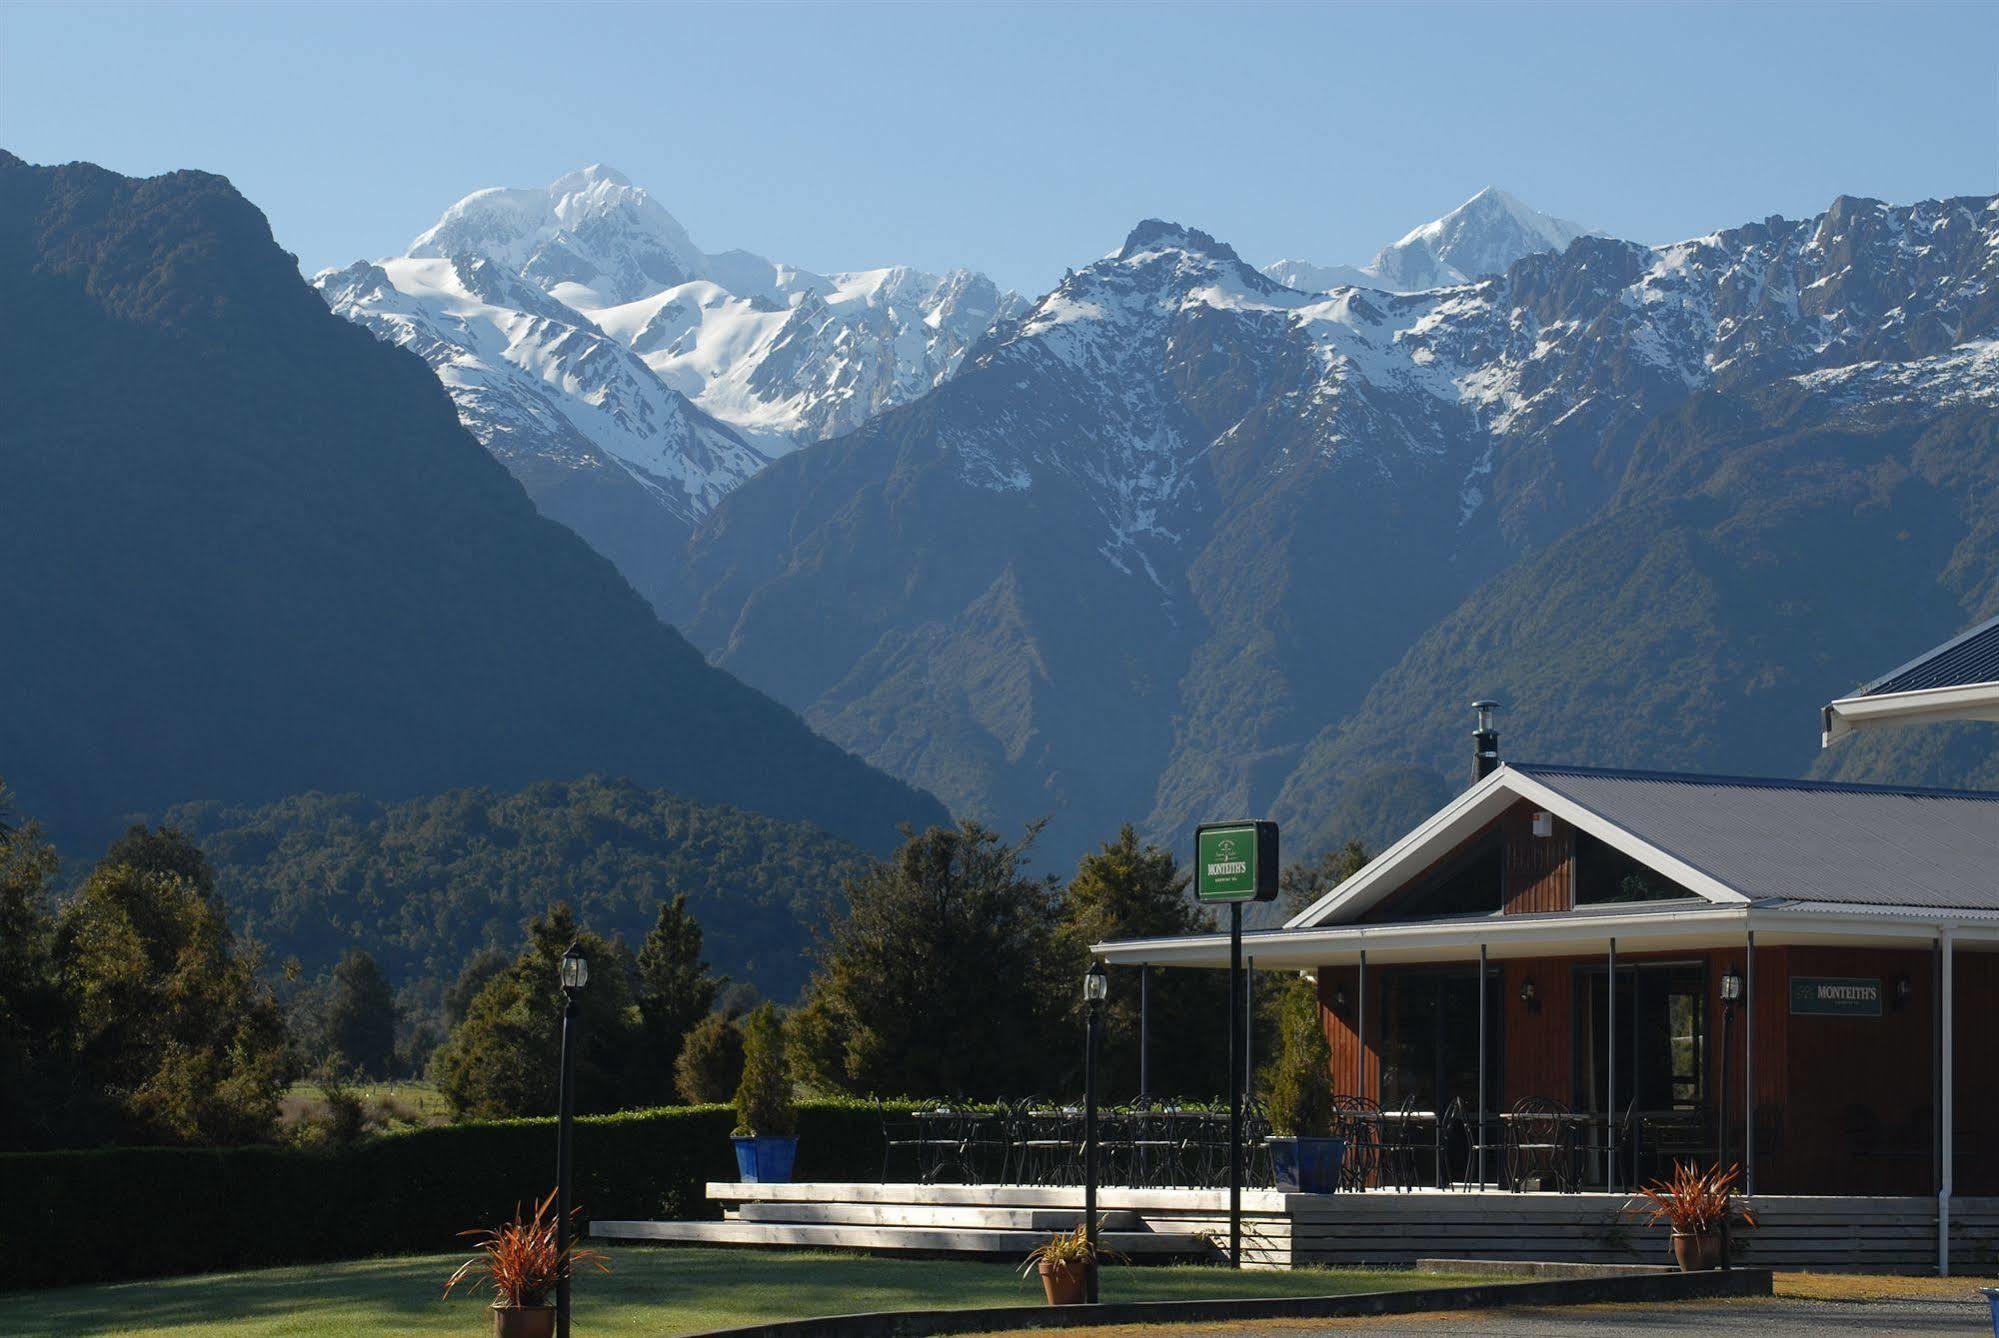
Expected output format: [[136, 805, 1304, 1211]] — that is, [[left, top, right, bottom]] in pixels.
[[1574, 832, 1697, 905], [1364, 827, 1503, 922], [1573, 962, 1707, 1113]]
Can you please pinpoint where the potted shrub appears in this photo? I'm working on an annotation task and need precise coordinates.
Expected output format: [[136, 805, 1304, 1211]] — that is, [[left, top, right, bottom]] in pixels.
[[443, 1190, 608, 1338], [730, 1003, 799, 1182], [1625, 1161, 1756, 1271], [1020, 1222, 1127, 1306], [1263, 975, 1345, 1193]]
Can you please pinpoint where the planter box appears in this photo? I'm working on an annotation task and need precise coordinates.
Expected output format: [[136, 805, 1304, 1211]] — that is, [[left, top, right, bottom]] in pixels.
[[732, 1135, 799, 1184], [1267, 1136, 1345, 1194]]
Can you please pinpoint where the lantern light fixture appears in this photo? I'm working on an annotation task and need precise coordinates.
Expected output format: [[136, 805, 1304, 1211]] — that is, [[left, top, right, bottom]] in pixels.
[[1720, 968, 1743, 1003], [1084, 960, 1109, 1004], [560, 943, 589, 995]]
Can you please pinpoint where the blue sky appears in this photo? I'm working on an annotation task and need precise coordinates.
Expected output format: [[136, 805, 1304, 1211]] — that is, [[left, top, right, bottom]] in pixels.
[[4, 1, 1995, 294]]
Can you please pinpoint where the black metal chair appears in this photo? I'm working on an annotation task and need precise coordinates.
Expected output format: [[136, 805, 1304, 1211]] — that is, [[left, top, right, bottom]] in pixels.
[[1330, 1094, 1382, 1190], [1504, 1096, 1575, 1192], [1010, 1103, 1082, 1185], [876, 1097, 925, 1183], [1444, 1096, 1504, 1189], [1378, 1093, 1426, 1191]]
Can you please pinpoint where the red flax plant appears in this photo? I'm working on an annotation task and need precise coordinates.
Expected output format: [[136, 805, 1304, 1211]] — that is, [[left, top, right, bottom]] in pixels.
[[1626, 1161, 1757, 1237], [443, 1190, 610, 1310]]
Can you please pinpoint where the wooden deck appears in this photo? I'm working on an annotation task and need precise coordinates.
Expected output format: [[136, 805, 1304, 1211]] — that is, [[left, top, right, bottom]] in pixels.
[[587, 1182, 1999, 1272]]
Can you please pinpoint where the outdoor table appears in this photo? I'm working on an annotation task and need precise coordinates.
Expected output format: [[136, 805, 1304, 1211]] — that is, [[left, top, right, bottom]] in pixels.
[[1372, 1109, 1438, 1189]]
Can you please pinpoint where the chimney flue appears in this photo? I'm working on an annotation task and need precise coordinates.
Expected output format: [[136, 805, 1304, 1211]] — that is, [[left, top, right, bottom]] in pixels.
[[1471, 699, 1500, 785]]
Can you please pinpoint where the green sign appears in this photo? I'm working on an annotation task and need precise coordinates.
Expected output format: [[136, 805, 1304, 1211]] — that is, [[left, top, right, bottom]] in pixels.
[[1789, 976, 1881, 1017], [1195, 821, 1278, 903]]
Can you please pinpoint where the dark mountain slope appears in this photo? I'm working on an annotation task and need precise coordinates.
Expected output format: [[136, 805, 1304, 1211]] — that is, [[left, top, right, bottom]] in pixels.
[[0, 153, 945, 853], [1272, 376, 1999, 853]]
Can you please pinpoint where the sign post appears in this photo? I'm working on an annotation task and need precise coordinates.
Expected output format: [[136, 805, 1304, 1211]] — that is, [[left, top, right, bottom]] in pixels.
[[1195, 820, 1278, 1269]]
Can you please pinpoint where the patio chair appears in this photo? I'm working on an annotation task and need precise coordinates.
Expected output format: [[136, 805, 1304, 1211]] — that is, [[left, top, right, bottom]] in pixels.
[[1379, 1093, 1426, 1191], [1444, 1097, 1504, 1189], [1125, 1098, 1182, 1188], [1330, 1094, 1382, 1190], [875, 1096, 925, 1183], [1504, 1096, 1574, 1192], [1010, 1103, 1081, 1185]]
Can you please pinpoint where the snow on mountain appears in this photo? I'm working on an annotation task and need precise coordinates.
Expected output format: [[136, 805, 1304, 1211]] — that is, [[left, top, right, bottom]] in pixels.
[[317, 166, 1025, 604], [1264, 187, 1595, 294], [316, 253, 768, 528], [964, 193, 1999, 548]]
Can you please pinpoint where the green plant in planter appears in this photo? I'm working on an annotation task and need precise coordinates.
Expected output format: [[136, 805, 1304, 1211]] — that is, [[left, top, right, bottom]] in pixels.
[[1263, 974, 1333, 1137], [732, 1004, 797, 1137]]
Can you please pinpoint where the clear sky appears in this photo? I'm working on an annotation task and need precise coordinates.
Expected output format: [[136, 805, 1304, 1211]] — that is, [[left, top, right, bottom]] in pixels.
[[4, 1, 1995, 295]]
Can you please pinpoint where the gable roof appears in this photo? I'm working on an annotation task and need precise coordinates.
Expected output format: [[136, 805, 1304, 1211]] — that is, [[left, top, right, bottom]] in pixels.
[[1823, 613, 1999, 743], [1289, 762, 1999, 928]]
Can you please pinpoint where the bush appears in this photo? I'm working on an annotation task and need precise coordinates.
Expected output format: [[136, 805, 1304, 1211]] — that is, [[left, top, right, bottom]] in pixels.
[[0, 1099, 911, 1290], [732, 1005, 795, 1137], [1263, 975, 1333, 1138], [674, 1013, 744, 1104]]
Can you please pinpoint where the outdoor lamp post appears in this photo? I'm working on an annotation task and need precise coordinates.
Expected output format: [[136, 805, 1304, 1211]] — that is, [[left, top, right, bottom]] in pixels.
[[556, 943, 588, 1338], [1718, 966, 1743, 1271], [1083, 959, 1108, 1304]]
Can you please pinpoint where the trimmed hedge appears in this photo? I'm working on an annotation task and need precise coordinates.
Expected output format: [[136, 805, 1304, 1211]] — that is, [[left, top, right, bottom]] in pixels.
[[0, 1100, 908, 1292]]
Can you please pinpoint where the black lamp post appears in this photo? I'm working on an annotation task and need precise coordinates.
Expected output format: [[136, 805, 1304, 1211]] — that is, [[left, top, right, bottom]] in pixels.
[[556, 943, 588, 1338], [1718, 965, 1742, 1271], [1083, 959, 1108, 1305]]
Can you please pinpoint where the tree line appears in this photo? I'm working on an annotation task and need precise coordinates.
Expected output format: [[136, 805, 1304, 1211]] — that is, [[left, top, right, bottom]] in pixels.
[[1, 776, 1368, 1150]]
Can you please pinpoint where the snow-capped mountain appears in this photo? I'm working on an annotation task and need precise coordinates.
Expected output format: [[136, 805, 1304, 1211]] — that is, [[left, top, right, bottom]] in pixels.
[[667, 192, 1999, 865], [316, 166, 1024, 605], [316, 253, 767, 528], [382, 164, 1024, 449], [1263, 187, 1594, 293]]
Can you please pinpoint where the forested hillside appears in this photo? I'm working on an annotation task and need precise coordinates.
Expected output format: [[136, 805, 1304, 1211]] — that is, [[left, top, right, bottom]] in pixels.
[[164, 777, 872, 1001]]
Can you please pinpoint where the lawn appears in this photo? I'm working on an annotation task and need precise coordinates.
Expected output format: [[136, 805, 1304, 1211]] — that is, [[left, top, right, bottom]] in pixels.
[[0, 1248, 1497, 1338]]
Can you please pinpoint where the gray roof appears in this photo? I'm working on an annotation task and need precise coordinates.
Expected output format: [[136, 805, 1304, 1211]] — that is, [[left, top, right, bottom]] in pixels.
[[1516, 763, 1999, 915], [1852, 612, 1999, 697]]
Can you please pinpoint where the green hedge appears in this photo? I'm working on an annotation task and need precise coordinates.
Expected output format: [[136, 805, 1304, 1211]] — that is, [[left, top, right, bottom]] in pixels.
[[0, 1100, 909, 1292]]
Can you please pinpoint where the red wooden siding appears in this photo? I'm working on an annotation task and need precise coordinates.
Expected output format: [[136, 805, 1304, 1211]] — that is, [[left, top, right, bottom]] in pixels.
[[1501, 805, 1573, 915]]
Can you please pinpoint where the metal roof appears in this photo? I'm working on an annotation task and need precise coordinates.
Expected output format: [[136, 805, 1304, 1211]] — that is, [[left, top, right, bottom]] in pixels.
[[1854, 612, 1999, 696], [1514, 763, 1999, 915]]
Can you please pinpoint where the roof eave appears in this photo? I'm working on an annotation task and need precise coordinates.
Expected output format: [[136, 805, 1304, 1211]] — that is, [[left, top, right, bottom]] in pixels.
[[1822, 680, 1999, 747]]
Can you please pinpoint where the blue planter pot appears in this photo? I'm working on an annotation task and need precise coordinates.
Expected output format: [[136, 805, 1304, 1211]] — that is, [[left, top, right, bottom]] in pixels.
[[1267, 1136, 1345, 1193], [732, 1135, 799, 1183]]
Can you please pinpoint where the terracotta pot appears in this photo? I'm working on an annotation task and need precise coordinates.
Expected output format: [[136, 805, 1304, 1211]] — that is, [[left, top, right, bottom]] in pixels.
[[1671, 1230, 1723, 1272], [1038, 1259, 1090, 1306], [492, 1304, 556, 1338]]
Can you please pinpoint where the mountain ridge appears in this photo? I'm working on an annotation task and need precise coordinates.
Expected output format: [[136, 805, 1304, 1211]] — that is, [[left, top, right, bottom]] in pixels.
[[0, 151, 948, 856]]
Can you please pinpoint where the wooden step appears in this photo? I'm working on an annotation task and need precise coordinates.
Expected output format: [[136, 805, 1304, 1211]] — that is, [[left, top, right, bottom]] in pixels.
[[730, 1201, 1142, 1231], [589, 1219, 1212, 1258]]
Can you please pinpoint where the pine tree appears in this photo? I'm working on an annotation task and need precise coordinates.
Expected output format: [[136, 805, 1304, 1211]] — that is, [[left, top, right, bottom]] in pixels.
[[636, 893, 724, 1098], [324, 948, 399, 1078], [795, 821, 1064, 1099], [1057, 825, 1224, 1099], [430, 904, 648, 1119]]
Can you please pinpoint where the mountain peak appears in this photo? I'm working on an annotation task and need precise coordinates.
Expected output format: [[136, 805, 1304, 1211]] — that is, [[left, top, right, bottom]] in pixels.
[[1266, 188, 1594, 294], [1119, 219, 1243, 265], [550, 163, 633, 193]]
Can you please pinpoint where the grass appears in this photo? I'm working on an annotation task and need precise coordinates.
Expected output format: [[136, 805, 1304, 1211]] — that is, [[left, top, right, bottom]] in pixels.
[[1772, 1270, 1999, 1302], [0, 1248, 1498, 1338], [277, 1080, 449, 1132]]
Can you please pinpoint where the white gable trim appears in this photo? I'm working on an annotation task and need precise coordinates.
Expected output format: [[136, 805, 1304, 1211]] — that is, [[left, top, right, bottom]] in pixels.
[[1285, 764, 1750, 929]]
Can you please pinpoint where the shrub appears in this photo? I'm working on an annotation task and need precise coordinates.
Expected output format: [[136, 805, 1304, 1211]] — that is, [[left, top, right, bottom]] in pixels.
[[674, 1012, 744, 1104], [1263, 974, 1333, 1138], [732, 1005, 796, 1137], [0, 1099, 913, 1290]]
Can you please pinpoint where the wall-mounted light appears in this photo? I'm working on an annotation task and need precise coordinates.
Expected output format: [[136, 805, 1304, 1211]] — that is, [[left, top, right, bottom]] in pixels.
[[1518, 978, 1537, 1005], [1333, 985, 1350, 1012], [1531, 811, 1553, 838], [1895, 975, 1913, 1009]]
